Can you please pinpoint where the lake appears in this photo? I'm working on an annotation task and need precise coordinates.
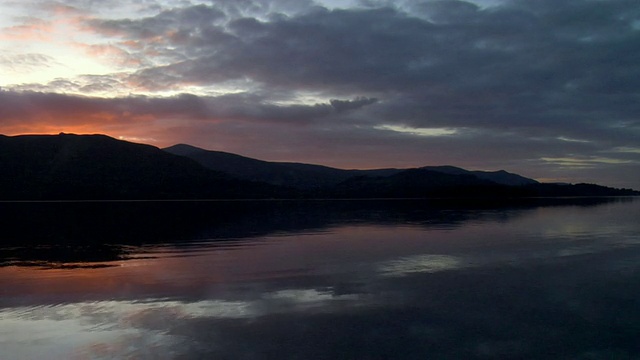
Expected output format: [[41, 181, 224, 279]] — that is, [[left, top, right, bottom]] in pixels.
[[1, 198, 639, 359]]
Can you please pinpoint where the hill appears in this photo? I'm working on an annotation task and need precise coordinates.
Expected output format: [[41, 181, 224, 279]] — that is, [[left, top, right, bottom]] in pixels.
[[163, 145, 535, 189], [164, 144, 400, 189], [164, 144, 637, 199], [421, 166, 538, 186], [0, 134, 636, 200], [0, 134, 283, 200]]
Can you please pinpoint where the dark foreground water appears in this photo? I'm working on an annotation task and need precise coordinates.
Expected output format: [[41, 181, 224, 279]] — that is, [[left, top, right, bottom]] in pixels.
[[0, 198, 639, 359]]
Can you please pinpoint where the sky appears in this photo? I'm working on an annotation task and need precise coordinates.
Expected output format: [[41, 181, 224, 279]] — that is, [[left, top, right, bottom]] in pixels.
[[0, 0, 639, 189]]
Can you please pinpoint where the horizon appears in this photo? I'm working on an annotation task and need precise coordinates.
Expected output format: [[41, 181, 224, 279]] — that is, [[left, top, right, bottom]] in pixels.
[[1, 1, 639, 189], [3, 132, 637, 191]]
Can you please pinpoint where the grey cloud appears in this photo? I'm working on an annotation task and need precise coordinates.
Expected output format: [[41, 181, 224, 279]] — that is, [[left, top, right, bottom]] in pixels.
[[77, 75, 125, 93], [0, 90, 371, 125], [0, 90, 206, 123], [88, 4, 226, 39], [104, 6, 438, 92], [0, 53, 56, 72], [330, 97, 378, 112], [206, 0, 317, 19], [106, 0, 640, 112], [8, 75, 125, 95], [408, 0, 481, 23]]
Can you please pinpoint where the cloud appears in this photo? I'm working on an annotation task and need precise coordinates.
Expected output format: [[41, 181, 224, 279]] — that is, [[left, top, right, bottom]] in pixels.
[[330, 97, 378, 112], [81, 1, 640, 128], [78, 43, 147, 69], [0, 17, 54, 41], [87, 5, 227, 40], [0, 90, 380, 142], [0, 53, 57, 72]]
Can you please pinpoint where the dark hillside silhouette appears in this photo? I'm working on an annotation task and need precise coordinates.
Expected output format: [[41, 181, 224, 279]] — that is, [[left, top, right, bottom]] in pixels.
[[164, 143, 637, 198], [164, 145, 534, 189], [421, 166, 538, 186], [0, 134, 636, 200], [164, 144, 400, 189], [0, 133, 283, 200]]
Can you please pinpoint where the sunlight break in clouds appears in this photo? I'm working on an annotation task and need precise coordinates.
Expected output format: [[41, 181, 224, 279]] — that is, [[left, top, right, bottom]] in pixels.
[[541, 156, 635, 168], [375, 125, 458, 137]]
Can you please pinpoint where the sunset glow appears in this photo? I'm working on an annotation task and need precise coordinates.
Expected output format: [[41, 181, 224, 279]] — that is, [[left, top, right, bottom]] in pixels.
[[1, 0, 639, 188]]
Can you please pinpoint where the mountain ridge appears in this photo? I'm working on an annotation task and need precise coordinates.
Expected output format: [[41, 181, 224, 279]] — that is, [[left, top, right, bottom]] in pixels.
[[0, 133, 636, 200], [163, 143, 638, 198], [163, 144, 538, 188], [0, 133, 285, 200], [163, 143, 402, 189]]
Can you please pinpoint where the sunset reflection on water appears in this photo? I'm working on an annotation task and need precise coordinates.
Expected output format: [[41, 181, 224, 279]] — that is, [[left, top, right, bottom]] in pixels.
[[1, 198, 639, 359]]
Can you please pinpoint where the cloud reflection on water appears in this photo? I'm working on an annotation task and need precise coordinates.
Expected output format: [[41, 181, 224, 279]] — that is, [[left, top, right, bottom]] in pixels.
[[0, 198, 639, 358], [379, 254, 464, 276], [0, 286, 374, 359]]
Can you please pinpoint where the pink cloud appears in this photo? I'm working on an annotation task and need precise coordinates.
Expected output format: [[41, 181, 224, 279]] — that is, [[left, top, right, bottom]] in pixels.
[[0, 18, 54, 41]]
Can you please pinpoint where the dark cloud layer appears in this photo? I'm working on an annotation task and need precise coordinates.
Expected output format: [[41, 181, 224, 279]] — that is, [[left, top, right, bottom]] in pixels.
[[2, 0, 640, 188]]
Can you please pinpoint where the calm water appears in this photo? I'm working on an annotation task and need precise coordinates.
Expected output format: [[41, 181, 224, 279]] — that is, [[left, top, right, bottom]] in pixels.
[[1, 198, 639, 359]]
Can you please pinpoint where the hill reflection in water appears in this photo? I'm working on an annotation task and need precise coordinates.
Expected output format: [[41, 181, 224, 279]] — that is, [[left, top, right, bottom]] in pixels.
[[0, 197, 626, 267], [1, 198, 639, 359]]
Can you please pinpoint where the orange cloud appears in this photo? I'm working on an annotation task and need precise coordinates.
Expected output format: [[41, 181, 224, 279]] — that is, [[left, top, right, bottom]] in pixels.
[[76, 42, 145, 68]]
